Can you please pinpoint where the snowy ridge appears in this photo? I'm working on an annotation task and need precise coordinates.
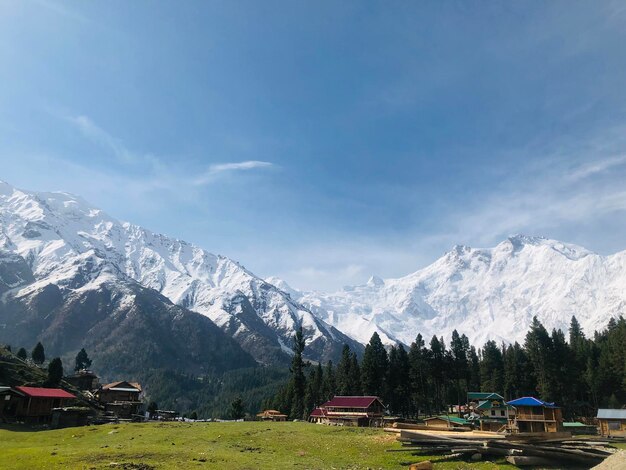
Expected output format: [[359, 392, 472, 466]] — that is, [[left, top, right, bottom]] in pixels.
[[284, 235, 626, 346], [0, 181, 358, 363]]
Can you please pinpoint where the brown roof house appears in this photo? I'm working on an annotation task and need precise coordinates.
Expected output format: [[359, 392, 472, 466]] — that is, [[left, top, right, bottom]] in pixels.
[[95, 381, 143, 420], [309, 396, 385, 427], [65, 370, 99, 392], [256, 409, 288, 422]]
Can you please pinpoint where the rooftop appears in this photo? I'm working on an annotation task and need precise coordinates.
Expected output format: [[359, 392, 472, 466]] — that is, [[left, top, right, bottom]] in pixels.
[[597, 409, 626, 420], [425, 415, 469, 425], [507, 397, 557, 408], [14, 386, 75, 399], [321, 396, 383, 409]]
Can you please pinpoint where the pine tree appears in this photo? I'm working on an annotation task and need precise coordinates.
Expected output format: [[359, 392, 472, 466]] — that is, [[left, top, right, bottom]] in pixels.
[[409, 334, 429, 417], [288, 327, 307, 419], [47, 357, 63, 386], [74, 348, 92, 371], [32, 342, 45, 365], [16, 348, 28, 361], [361, 332, 388, 397], [387, 344, 410, 416], [229, 397, 245, 419], [480, 340, 504, 393], [524, 317, 555, 400], [322, 360, 336, 401], [348, 351, 362, 395], [450, 330, 470, 408], [468, 346, 481, 392], [337, 345, 353, 395]]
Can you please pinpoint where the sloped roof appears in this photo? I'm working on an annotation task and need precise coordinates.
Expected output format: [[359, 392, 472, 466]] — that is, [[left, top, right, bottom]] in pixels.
[[310, 408, 327, 417], [468, 392, 504, 400], [507, 397, 557, 408], [597, 409, 626, 419], [14, 386, 75, 399], [476, 399, 510, 410], [563, 422, 588, 427], [257, 410, 287, 417], [321, 396, 383, 408], [102, 381, 141, 392], [424, 415, 469, 425]]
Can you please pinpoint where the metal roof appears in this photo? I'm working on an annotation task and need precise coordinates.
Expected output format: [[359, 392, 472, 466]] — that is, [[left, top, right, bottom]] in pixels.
[[506, 397, 557, 408], [468, 392, 504, 400], [321, 396, 383, 408], [424, 415, 469, 425], [14, 386, 75, 399], [597, 409, 626, 420]]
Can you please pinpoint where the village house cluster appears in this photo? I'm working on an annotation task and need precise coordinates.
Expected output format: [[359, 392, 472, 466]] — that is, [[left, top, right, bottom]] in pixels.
[[256, 391, 626, 438], [0, 369, 145, 427]]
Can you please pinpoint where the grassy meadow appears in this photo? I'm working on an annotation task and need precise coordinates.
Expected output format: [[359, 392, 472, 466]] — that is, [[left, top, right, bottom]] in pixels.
[[0, 421, 519, 470]]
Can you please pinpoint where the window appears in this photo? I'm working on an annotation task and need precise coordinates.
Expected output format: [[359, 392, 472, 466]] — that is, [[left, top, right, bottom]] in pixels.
[[500, 410, 505, 417], [491, 410, 496, 416], [608, 421, 620, 431]]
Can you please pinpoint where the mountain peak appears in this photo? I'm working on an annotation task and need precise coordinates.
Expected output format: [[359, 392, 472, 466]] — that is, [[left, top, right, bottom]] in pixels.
[[366, 275, 384, 287]]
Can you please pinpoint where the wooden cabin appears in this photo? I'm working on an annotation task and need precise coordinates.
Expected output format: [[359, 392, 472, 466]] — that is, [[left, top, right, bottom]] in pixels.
[[96, 381, 142, 403], [0, 386, 23, 422], [467, 392, 513, 432], [424, 415, 471, 428], [256, 409, 288, 422], [507, 397, 563, 433], [309, 396, 385, 427], [95, 381, 143, 419], [65, 370, 99, 391], [597, 409, 626, 437], [10, 386, 76, 423]]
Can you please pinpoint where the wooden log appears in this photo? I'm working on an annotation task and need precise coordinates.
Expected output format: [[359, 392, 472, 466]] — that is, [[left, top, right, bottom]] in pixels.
[[408, 462, 433, 470]]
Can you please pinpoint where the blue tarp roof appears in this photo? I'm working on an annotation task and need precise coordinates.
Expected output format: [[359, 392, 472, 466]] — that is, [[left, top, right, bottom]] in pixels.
[[506, 397, 557, 408]]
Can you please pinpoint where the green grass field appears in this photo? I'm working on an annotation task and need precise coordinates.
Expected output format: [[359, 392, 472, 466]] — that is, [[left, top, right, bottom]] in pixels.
[[0, 421, 520, 469]]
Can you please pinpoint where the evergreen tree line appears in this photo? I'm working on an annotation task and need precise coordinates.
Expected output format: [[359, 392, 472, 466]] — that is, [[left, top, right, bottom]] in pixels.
[[265, 316, 626, 420], [5, 341, 94, 388]]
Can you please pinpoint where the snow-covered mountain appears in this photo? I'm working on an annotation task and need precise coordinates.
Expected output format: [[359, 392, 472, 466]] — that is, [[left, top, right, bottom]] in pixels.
[[0, 181, 360, 365], [280, 235, 626, 347]]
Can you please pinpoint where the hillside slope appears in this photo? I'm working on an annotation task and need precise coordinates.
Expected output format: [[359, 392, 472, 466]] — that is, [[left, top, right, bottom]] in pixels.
[[0, 181, 360, 365]]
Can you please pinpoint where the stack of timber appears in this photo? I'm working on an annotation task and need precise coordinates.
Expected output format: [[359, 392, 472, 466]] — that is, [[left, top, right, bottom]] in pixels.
[[386, 427, 624, 468]]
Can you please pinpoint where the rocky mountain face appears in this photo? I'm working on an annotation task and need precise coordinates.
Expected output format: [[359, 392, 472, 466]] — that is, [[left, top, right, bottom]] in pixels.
[[282, 235, 626, 347], [0, 181, 360, 368]]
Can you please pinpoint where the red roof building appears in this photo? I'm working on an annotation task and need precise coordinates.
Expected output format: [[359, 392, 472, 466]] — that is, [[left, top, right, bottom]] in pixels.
[[14, 387, 75, 399], [9, 387, 76, 423], [309, 396, 385, 427]]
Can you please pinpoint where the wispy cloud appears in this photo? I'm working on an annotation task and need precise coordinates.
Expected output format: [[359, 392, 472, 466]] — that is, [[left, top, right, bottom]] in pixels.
[[567, 154, 626, 181], [193, 160, 274, 185], [66, 115, 161, 169]]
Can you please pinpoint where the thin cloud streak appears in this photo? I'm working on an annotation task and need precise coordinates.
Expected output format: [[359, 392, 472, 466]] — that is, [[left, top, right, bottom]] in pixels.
[[193, 161, 274, 185]]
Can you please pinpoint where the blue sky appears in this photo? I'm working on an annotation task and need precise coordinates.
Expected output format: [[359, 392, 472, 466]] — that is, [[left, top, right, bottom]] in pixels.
[[2, 1, 626, 290]]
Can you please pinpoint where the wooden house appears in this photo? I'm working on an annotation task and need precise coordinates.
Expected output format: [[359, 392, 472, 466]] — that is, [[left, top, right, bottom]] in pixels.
[[95, 381, 143, 419], [423, 415, 471, 428], [466, 392, 513, 432], [0, 386, 23, 422], [597, 409, 626, 437], [507, 397, 563, 433], [309, 396, 385, 427], [65, 370, 99, 391], [256, 409, 288, 422], [10, 386, 76, 423], [96, 381, 142, 403]]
